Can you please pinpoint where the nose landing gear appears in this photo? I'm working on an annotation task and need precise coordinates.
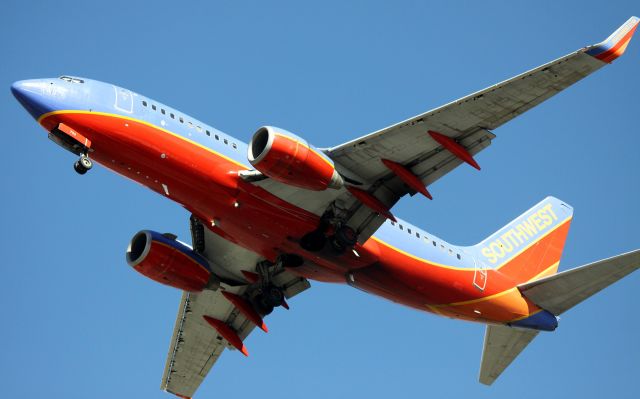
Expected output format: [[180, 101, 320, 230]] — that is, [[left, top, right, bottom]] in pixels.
[[74, 154, 93, 175]]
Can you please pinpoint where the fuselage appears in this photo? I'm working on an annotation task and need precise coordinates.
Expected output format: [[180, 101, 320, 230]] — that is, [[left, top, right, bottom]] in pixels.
[[12, 76, 566, 331]]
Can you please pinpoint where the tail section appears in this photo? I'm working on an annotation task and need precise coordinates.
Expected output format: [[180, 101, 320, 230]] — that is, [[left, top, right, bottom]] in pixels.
[[479, 249, 640, 385], [473, 196, 573, 283], [519, 249, 640, 315]]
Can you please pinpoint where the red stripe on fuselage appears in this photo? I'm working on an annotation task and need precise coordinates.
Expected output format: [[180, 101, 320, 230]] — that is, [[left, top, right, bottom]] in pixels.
[[39, 111, 554, 324], [350, 218, 570, 322]]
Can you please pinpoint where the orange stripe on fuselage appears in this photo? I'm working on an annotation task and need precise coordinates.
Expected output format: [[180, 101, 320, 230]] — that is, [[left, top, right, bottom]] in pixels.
[[355, 218, 571, 323], [38, 109, 561, 326]]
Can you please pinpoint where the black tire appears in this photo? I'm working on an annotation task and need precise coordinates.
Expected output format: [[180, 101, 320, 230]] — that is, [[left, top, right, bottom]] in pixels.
[[264, 287, 284, 307], [329, 237, 346, 254], [74, 161, 87, 175], [335, 225, 358, 247], [300, 231, 326, 252], [253, 294, 274, 315], [79, 155, 93, 170]]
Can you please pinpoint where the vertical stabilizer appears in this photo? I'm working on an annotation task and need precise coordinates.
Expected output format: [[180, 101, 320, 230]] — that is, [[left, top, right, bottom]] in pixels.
[[473, 196, 573, 283]]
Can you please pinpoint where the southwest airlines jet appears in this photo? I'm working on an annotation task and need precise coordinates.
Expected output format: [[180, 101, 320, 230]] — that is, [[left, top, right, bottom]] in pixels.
[[11, 17, 640, 398]]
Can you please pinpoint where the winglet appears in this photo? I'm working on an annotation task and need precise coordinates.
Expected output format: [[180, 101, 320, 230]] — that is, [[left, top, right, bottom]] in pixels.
[[586, 16, 639, 63]]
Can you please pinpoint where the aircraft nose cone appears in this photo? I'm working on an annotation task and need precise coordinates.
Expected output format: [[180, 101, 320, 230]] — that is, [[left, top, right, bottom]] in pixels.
[[11, 79, 52, 120], [11, 80, 30, 102]]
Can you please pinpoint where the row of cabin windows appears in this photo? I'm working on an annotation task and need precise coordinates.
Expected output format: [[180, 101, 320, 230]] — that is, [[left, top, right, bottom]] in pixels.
[[389, 220, 462, 260], [141, 100, 238, 150]]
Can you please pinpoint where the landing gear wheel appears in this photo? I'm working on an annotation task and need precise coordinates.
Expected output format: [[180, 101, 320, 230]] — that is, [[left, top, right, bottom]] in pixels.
[[254, 297, 274, 316], [79, 155, 93, 170], [264, 286, 284, 307], [334, 225, 358, 247], [300, 231, 327, 252], [74, 161, 87, 175], [74, 155, 92, 175], [329, 225, 357, 254], [252, 285, 285, 315], [329, 238, 346, 254]]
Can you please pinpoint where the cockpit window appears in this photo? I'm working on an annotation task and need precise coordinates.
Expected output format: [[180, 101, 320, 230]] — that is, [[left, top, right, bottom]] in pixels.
[[59, 76, 84, 84]]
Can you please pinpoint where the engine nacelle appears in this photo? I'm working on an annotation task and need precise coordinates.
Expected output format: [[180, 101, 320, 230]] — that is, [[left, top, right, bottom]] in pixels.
[[126, 230, 212, 292], [248, 126, 343, 191]]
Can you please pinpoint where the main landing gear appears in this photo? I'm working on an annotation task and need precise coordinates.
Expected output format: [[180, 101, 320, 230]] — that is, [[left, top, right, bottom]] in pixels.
[[252, 286, 285, 315], [73, 154, 93, 175], [300, 224, 358, 254], [248, 256, 299, 316]]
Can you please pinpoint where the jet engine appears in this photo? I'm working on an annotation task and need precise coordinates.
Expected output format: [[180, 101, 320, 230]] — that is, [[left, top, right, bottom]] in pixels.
[[248, 126, 343, 191], [126, 230, 214, 292]]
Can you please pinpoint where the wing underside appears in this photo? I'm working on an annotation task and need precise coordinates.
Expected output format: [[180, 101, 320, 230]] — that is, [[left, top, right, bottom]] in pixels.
[[161, 219, 310, 398], [253, 17, 639, 244]]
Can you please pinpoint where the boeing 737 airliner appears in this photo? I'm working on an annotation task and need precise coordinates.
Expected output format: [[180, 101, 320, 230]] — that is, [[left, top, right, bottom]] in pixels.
[[11, 16, 640, 398]]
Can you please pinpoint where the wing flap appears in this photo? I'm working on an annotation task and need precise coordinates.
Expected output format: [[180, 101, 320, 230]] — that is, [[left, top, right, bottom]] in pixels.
[[479, 325, 539, 385], [518, 249, 640, 316]]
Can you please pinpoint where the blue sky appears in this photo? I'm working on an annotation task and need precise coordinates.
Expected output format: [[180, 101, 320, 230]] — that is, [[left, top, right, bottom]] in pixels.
[[1, 1, 638, 398]]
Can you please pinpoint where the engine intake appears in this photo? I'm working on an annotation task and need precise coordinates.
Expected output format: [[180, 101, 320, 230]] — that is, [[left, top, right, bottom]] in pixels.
[[126, 230, 212, 292], [248, 126, 343, 191]]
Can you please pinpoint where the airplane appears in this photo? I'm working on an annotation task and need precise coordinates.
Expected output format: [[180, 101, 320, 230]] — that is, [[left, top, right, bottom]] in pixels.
[[11, 16, 640, 398]]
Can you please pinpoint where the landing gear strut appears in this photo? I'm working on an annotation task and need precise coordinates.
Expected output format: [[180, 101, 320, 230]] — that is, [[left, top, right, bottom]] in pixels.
[[74, 154, 93, 175]]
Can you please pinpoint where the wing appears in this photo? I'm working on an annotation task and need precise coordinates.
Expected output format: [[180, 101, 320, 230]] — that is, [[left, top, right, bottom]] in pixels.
[[161, 217, 310, 398], [479, 325, 539, 385], [321, 16, 639, 242], [251, 17, 638, 243]]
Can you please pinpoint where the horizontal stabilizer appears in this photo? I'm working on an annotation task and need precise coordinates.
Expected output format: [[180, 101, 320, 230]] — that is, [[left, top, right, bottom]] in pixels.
[[479, 325, 539, 385], [519, 249, 640, 315]]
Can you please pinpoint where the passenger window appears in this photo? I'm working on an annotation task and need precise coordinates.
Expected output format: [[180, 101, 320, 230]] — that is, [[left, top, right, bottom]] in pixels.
[[224, 139, 228, 145], [390, 221, 396, 226], [457, 254, 461, 260], [416, 232, 420, 238], [232, 143, 237, 149], [399, 225, 403, 231], [142, 100, 147, 107], [170, 113, 175, 119], [196, 126, 203, 133], [152, 104, 157, 111], [432, 241, 436, 246], [215, 134, 219, 140], [161, 109, 166, 115], [188, 122, 194, 129], [206, 130, 211, 136], [407, 228, 412, 234], [179, 117, 184, 123]]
